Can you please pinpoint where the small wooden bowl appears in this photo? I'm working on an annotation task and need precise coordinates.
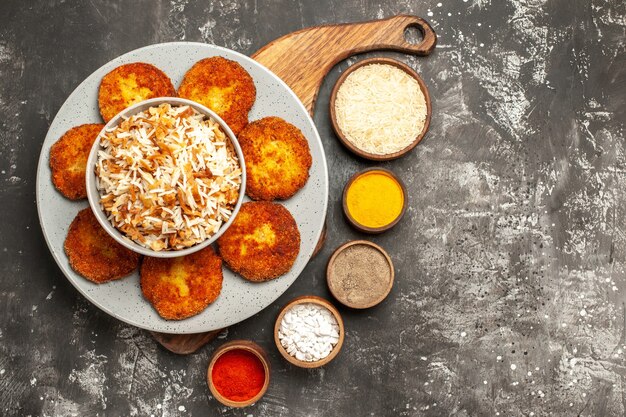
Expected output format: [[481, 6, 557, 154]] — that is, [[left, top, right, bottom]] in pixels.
[[327, 240, 395, 309], [274, 295, 345, 368], [329, 57, 432, 161], [207, 340, 270, 408], [342, 167, 408, 234]]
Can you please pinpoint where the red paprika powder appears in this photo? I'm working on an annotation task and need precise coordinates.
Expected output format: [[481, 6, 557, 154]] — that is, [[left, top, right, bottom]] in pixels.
[[211, 349, 266, 402]]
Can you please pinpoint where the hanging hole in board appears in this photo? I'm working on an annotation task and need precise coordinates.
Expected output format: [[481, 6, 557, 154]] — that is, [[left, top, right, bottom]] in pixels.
[[404, 24, 423, 45]]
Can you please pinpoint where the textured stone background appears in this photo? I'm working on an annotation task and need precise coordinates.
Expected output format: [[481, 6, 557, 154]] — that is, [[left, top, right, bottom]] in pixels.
[[1, 0, 625, 416]]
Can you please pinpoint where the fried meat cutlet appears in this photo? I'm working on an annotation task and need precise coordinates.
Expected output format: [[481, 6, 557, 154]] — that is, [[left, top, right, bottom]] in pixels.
[[64, 208, 141, 283], [140, 246, 223, 320], [50, 123, 104, 200], [238, 117, 312, 201], [217, 201, 300, 282], [98, 63, 176, 122], [177, 57, 256, 135]]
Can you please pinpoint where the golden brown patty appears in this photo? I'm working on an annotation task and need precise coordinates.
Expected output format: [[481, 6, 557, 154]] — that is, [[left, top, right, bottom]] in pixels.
[[50, 124, 104, 200], [238, 117, 312, 201], [217, 201, 300, 281], [98, 63, 176, 122], [140, 246, 223, 320], [64, 208, 141, 283], [177, 57, 256, 135]]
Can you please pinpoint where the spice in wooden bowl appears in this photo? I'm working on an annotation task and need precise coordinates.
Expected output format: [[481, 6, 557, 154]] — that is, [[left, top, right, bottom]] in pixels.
[[274, 295, 345, 368], [327, 240, 394, 309], [207, 340, 270, 408], [343, 168, 407, 233], [330, 57, 431, 161]]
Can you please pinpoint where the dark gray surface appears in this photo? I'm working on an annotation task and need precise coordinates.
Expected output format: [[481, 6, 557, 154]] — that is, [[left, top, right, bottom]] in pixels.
[[1, 0, 625, 416]]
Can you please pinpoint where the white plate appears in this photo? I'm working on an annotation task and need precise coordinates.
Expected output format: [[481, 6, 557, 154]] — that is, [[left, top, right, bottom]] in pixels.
[[35, 42, 328, 334]]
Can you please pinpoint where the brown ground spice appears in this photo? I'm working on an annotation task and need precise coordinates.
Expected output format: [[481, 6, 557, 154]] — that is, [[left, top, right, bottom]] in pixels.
[[329, 244, 392, 307]]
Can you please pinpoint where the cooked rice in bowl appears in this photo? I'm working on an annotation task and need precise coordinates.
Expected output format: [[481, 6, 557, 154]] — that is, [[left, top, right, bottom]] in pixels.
[[96, 103, 242, 251]]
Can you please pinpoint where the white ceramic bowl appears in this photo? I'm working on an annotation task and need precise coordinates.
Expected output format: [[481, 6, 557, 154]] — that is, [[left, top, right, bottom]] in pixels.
[[85, 97, 246, 258]]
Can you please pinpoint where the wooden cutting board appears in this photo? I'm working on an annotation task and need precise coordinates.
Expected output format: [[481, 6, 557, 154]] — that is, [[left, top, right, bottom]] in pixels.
[[151, 14, 436, 354], [253, 14, 436, 115]]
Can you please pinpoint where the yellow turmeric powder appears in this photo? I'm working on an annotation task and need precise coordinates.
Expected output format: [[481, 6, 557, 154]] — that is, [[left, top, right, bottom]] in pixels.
[[345, 170, 404, 229]]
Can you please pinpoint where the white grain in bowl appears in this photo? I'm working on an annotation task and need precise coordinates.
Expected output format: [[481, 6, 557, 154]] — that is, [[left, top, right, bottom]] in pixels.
[[86, 97, 246, 258], [334, 63, 427, 155]]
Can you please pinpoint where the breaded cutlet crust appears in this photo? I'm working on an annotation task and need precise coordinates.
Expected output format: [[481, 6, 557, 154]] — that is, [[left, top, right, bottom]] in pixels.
[[140, 246, 223, 320], [98, 62, 176, 122], [177, 57, 256, 135], [50, 123, 104, 200], [64, 208, 141, 283], [238, 117, 312, 201], [217, 201, 300, 281]]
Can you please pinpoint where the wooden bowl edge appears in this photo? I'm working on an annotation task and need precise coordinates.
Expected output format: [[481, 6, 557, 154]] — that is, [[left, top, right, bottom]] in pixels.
[[207, 340, 271, 407], [274, 295, 345, 368], [326, 240, 395, 309], [341, 168, 408, 233], [329, 57, 432, 161]]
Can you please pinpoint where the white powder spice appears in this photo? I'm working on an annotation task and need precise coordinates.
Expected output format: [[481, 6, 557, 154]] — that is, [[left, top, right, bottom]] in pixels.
[[278, 303, 340, 362]]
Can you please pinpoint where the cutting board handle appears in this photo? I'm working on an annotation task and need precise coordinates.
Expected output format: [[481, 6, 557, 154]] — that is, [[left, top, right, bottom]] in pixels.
[[252, 14, 437, 114], [353, 14, 437, 55]]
